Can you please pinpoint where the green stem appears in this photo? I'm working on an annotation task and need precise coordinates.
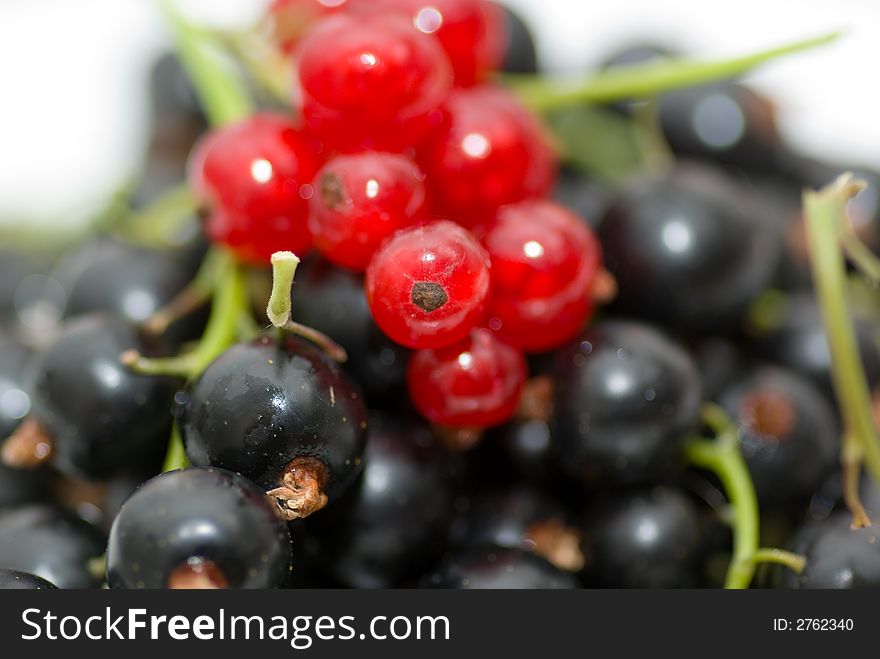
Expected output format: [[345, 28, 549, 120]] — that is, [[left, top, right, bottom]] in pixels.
[[509, 32, 840, 112], [116, 184, 199, 249], [144, 246, 222, 335], [266, 251, 301, 327], [159, 0, 253, 126], [123, 249, 248, 379], [751, 548, 806, 574], [162, 422, 188, 472], [840, 222, 880, 285], [803, 174, 880, 527], [685, 405, 760, 589]]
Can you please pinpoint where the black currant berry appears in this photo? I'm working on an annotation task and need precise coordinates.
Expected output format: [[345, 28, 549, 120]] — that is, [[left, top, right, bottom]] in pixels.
[[497, 2, 538, 74], [458, 486, 584, 572], [0, 332, 32, 439], [422, 547, 580, 589], [1, 314, 177, 479], [0, 569, 57, 590], [551, 166, 609, 229], [107, 467, 292, 589], [552, 320, 703, 484], [781, 512, 880, 589], [580, 487, 706, 588], [599, 165, 780, 334], [750, 292, 880, 400], [302, 415, 460, 588], [656, 83, 783, 173], [54, 238, 206, 344], [478, 418, 558, 486], [0, 250, 42, 320], [291, 258, 408, 405], [718, 365, 838, 510], [692, 337, 746, 402], [0, 462, 50, 509], [182, 334, 367, 520], [0, 504, 105, 589]]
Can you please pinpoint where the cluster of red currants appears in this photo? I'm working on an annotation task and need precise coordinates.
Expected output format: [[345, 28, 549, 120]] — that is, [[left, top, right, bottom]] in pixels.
[[188, 0, 604, 432]]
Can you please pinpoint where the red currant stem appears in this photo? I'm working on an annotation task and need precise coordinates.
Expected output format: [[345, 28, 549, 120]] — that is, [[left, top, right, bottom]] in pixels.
[[113, 184, 199, 249], [222, 28, 290, 104], [159, 0, 253, 127], [144, 247, 222, 336], [803, 173, 880, 528], [161, 421, 188, 473], [685, 404, 764, 589], [508, 32, 840, 113], [267, 251, 301, 328]]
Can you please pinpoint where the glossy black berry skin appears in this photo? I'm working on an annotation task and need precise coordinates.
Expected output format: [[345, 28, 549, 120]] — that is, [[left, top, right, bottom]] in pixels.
[[781, 512, 880, 589], [751, 292, 880, 401], [0, 504, 105, 589], [552, 321, 702, 485], [580, 487, 705, 588], [0, 569, 57, 589], [0, 250, 41, 320], [457, 486, 576, 559], [29, 314, 177, 479], [0, 463, 50, 509], [182, 335, 367, 500], [693, 337, 746, 402], [302, 415, 459, 588], [498, 3, 538, 74], [291, 259, 408, 406], [551, 167, 608, 229], [718, 366, 838, 510], [54, 239, 205, 344], [422, 547, 580, 589], [107, 468, 292, 589], [0, 333, 32, 438], [599, 165, 780, 334]]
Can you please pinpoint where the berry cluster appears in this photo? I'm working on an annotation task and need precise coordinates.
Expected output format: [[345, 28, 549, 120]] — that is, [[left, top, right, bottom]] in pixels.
[[1, 2, 879, 592], [189, 0, 598, 435]]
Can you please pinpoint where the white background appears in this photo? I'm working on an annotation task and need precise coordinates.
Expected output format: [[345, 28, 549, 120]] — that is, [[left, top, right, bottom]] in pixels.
[[0, 0, 878, 229]]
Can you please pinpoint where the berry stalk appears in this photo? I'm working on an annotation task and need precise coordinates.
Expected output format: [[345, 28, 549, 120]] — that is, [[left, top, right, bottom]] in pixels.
[[159, 0, 253, 126], [803, 174, 880, 528], [509, 32, 839, 112], [685, 404, 804, 589]]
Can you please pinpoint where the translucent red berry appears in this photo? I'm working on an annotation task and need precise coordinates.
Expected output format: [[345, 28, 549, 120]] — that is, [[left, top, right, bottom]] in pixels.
[[482, 200, 602, 353], [418, 86, 557, 227], [366, 220, 491, 349], [308, 152, 427, 271], [349, 0, 506, 86], [407, 328, 527, 427], [268, 0, 349, 54], [187, 113, 322, 264], [296, 14, 453, 152]]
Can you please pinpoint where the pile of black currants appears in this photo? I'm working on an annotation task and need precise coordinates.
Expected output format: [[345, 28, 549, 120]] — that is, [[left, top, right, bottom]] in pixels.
[[0, 0, 877, 590]]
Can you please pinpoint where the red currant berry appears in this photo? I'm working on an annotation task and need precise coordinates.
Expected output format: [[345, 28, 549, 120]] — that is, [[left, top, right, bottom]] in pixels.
[[407, 327, 527, 428], [308, 152, 427, 271], [366, 220, 491, 349], [348, 0, 505, 86], [188, 113, 322, 264], [296, 14, 453, 152], [482, 200, 602, 353], [418, 86, 557, 227], [268, 0, 349, 54]]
